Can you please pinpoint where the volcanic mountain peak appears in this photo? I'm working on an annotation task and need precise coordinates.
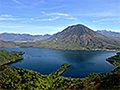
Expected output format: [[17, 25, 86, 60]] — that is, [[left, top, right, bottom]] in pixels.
[[66, 24, 89, 28], [51, 24, 97, 41], [40, 24, 120, 50], [20, 24, 120, 50], [62, 24, 93, 32]]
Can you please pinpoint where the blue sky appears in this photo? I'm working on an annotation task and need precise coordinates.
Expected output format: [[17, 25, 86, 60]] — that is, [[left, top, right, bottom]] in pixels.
[[0, 0, 120, 35]]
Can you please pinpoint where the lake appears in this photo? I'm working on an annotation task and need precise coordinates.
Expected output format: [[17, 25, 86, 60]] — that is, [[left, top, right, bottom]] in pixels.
[[1, 47, 117, 78]]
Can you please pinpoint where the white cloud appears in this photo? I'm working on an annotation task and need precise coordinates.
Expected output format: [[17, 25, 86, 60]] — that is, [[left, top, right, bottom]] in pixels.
[[32, 17, 59, 21], [78, 12, 120, 17], [32, 26, 65, 34], [47, 13, 70, 16], [66, 17, 78, 20], [1, 14, 12, 17], [41, 11, 45, 14], [40, 11, 77, 21], [30, 12, 77, 22], [33, 0, 45, 6], [12, 0, 23, 5], [41, 5, 67, 10], [30, 18, 34, 20], [0, 17, 22, 21], [0, 25, 24, 28], [0, 14, 22, 21], [41, 11, 70, 16], [33, 26, 64, 30], [40, 0, 45, 4], [93, 18, 120, 23]]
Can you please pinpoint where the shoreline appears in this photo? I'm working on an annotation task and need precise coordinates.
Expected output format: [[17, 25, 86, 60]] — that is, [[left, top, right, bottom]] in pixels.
[[32, 46, 120, 51], [106, 52, 120, 68], [2, 58, 24, 66], [1, 46, 119, 51]]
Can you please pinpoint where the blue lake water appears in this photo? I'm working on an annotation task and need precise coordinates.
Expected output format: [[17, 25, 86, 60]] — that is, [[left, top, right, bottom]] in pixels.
[[1, 47, 117, 78]]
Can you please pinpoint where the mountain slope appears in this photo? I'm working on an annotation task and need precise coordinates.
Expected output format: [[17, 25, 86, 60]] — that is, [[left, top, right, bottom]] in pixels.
[[20, 24, 120, 50], [96, 30, 120, 38], [0, 33, 51, 42], [0, 40, 18, 47]]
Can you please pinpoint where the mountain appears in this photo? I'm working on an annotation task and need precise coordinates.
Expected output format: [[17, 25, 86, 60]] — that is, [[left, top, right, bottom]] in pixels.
[[96, 30, 120, 38], [0, 40, 18, 47], [20, 24, 120, 50], [0, 33, 51, 42]]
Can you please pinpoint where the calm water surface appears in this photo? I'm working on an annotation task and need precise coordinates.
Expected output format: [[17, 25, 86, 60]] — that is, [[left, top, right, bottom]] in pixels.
[[1, 47, 117, 78]]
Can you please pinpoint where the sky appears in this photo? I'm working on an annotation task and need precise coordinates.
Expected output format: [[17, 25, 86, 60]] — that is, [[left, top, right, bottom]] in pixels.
[[0, 0, 120, 35]]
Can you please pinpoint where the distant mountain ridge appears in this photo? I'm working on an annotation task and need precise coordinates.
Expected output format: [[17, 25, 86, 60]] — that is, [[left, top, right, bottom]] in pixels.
[[96, 30, 120, 38], [0, 33, 51, 42], [0, 40, 18, 47], [20, 24, 120, 50]]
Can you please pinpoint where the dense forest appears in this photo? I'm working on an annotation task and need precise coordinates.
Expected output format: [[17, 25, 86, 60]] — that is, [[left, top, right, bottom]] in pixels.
[[0, 49, 120, 89], [106, 52, 120, 67], [0, 49, 24, 65]]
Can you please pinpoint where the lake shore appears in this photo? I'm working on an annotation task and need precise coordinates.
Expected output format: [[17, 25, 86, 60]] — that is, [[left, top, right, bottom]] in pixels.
[[1, 45, 120, 51], [2, 58, 24, 66], [106, 52, 120, 67], [32, 46, 120, 51]]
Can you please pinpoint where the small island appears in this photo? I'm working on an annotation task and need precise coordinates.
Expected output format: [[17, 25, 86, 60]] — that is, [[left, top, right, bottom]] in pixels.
[[0, 49, 120, 89]]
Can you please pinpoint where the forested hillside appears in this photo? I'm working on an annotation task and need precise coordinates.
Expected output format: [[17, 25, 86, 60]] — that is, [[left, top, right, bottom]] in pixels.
[[0, 40, 18, 47], [0, 49, 24, 65]]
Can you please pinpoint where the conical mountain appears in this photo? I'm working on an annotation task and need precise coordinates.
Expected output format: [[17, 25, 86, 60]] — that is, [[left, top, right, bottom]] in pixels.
[[21, 24, 120, 50]]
